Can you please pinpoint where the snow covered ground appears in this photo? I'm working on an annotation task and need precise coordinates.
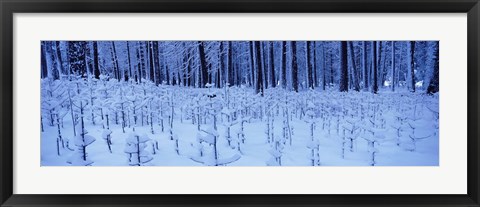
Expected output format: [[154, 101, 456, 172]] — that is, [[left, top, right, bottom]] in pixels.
[[41, 79, 439, 166]]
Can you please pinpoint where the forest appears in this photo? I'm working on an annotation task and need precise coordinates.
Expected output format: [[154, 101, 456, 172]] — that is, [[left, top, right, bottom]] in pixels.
[[41, 41, 439, 166]]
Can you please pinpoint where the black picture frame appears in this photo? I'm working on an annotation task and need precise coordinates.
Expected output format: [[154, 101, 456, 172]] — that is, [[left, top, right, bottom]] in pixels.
[[1, 0, 479, 206]]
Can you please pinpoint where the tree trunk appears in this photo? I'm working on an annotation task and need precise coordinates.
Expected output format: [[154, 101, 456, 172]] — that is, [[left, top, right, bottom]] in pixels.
[[427, 42, 439, 94], [138, 41, 146, 83], [249, 41, 255, 87], [313, 42, 317, 88], [227, 41, 233, 86], [363, 41, 368, 91], [291, 41, 299, 92], [54, 41, 65, 77], [198, 41, 208, 87], [254, 41, 264, 96], [41, 42, 48, 78], [372, 41, 378, 94], [281, 41, 287, 89], [126, 41, 132, 81], [92, 41, 101, 79], [148, 41, 155, 82], [409, 41, 416, 92], [330, 52, 334, 86], [306, 41, 313, 89], [339, 41, 349, 92], [153, 42, 161, 85], [322, 43, 326, 91], [135, 44, 141, 83], [391, 41, 395, 91], [269, 41, 275, 88], [348, 41, 359, 91], [111, 41, 120, 81], [219, 42, 225, 88]]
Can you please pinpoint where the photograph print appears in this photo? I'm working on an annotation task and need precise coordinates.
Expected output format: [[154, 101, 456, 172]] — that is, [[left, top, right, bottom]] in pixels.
[[41, 41, 439, 166]]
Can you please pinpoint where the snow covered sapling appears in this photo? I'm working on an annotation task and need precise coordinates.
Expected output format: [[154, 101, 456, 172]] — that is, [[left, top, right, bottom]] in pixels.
[[362, 128, 387, 166], [390, 111, 408, 146], [68, 98, 96, 166], [306, 139, 321, 166], [102, 129, 113, 153], [266, 139, 285, 166], [167, 91, 175, 140], [264, 95, 277, 144], [146, 97, 155, 134], [126, 91, 145, 132], [114, 87, 130, 133], [173, 134, 180, 155], [221, 107, 236, 148], [41, 77, 64, 127], [194, 127, 241, 166], [342, 117, 361, 154], [53, 104, 69, 156], [305, 101, 321, 165], [281, 94, 294, 146], [86, 77, 98, 125], [124, 133, 154, 166], [406, 118, 432, 152]]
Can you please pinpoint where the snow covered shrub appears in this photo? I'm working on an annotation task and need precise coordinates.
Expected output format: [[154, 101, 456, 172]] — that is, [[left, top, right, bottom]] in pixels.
[[124, 133, 153, 166], [67, 124, 96, 166]]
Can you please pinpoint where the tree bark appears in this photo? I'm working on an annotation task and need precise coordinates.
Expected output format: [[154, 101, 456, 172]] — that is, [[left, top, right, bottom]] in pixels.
[[111, 41, 120, 81], [427, 42, 439, 94], [198, 41, 208, 88], [269, 41, 275, 88], [148, 41, 155, 82], [409, 41, 416, 92], [391, 41, 395, 91], [255, 41, 264, 96], [372, 41, 378, 94], [92, 41, 101, 79], [306, 41, 313, 89], [363, 41, 368, 91], [41, 42, 48, 78], [291, 41, 299, 92], [339, 41, 349, 92], [348, 41, 359, 91], [281, 41, 287, 89]]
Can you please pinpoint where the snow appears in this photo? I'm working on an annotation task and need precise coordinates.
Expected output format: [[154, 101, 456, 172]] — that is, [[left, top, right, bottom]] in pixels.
[[41, 83, 439, 166], [74, 134, 96, 147]]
